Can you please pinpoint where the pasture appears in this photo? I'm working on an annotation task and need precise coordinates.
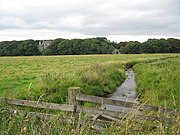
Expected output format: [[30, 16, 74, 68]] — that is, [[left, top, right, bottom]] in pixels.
[[0, 54, 179, 106], [0, 54, 180, 134]]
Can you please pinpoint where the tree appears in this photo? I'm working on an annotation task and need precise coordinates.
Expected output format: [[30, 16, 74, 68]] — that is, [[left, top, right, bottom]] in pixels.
[[121, 41, 141, 54]]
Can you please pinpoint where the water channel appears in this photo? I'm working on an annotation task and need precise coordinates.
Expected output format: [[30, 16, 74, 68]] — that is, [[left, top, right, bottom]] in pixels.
[[102, 68, 139, 113]]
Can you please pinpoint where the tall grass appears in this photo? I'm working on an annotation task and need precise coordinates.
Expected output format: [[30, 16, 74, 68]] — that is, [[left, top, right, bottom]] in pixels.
[[135, 57, 180, 109], [27, 61, 126, 103], [0, 108, 179, 135]]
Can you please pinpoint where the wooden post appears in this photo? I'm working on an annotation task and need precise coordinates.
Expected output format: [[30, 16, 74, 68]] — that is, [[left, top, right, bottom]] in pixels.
[[159, 107, 165, 125], [68, 87, 80, 106], [68, 87, 80, 126]]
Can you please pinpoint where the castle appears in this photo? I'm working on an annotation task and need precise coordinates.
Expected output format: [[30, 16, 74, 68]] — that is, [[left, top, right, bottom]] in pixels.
[[38, 40, 52, 52]]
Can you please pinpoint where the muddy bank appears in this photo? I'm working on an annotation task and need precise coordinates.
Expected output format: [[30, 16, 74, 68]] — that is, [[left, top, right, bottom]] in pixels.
[[102, 68, 139, 113]]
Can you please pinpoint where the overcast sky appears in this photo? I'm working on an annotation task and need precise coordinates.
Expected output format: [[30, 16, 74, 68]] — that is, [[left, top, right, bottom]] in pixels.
[[0, 0, 180, 42]]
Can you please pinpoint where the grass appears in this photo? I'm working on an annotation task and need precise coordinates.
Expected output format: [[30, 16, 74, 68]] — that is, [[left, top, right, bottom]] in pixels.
[[135, 57, 180, 109], [0, 108, 179, 135], [0, 54, 180, 134], [0, 54, 179, 104]]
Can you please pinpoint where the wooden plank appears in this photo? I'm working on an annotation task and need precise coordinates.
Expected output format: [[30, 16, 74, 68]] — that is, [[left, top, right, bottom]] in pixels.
[[76, 94, 156, 111], [6, 109, 73, 123], [92, 115, 101, 121], [76, 106, 158, 121], [3, 108, 111, 128], [101, 115, 120, 122], [76, 94, 180, 114], [1, 97, 178, 123], [77, 105, 125, 118], [0, 98, 74, 112]]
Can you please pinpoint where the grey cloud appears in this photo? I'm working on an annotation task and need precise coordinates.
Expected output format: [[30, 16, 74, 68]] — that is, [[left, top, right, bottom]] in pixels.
[[0, 0, 179, 38]]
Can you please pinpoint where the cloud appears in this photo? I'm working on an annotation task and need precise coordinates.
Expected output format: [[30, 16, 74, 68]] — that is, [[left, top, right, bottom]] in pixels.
[[0, 0, 180, 41]]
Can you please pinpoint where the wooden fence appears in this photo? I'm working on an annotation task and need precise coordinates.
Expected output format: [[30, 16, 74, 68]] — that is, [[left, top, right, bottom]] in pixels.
[[0, 87, 179, 130]]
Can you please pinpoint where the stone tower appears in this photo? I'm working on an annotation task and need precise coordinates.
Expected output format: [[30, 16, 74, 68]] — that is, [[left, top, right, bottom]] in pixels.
[[38, 40, 52, 52]]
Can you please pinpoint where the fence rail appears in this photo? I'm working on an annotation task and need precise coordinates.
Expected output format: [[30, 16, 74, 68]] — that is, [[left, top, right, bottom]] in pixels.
[[0, 108, 111, 129], [0, 97, 159, 121], [0, 98, 74, 112], [76, 93, 180, 115], [0, 87, 179, 126]]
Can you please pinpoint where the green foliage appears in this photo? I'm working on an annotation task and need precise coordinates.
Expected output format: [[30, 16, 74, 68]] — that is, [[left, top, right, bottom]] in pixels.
[[0, 40, 40, 56], [114, 38, 180, 54], [0, 37, 180, 56], [120, 41, 141, 54], [43, 37, 115, 55]]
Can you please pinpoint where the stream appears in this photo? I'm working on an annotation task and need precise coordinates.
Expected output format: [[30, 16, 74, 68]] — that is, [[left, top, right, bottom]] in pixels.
[[102, 68, 139, 113]]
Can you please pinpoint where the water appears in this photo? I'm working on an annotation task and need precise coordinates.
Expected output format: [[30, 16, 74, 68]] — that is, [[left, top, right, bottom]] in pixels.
[[102, 68, 139, 113]]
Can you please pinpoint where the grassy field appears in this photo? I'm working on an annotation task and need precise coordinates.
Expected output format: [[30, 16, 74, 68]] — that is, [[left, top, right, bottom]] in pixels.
[[0, 54, 179, 105], [0, 54, 180, 134], [135, 57, 180, 109]]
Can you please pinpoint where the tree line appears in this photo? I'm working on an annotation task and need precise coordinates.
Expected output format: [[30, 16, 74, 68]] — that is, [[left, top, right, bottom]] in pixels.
[[42, 37, 115, 55], [0, 37, 179, 56], [119, 38, 180, 54], [0, 40, 40, 56]]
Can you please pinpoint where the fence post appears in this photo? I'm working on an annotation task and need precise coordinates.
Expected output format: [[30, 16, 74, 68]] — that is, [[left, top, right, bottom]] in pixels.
[[159, 106, 165, 130], [68, 87, 80, 125], [68, 87, 80, 106]]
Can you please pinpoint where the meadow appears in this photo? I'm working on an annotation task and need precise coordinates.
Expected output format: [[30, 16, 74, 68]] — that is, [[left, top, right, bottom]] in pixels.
[[0, 54, 179, 105], [0, 54, 180, 134]]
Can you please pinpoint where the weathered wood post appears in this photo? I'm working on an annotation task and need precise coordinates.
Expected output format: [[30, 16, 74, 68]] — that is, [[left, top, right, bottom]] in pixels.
[[159, 106, 165, 130], [68, 87, 80, 106], [68, 87, 80, 125]]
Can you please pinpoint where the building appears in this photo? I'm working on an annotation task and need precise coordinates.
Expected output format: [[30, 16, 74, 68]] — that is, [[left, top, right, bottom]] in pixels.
[[38, 40, 52, 52], [112, 49, 121, 54]]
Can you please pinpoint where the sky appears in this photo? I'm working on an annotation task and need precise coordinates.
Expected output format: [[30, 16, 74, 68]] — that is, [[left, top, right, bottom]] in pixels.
[[0, 0, 180, 42]]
